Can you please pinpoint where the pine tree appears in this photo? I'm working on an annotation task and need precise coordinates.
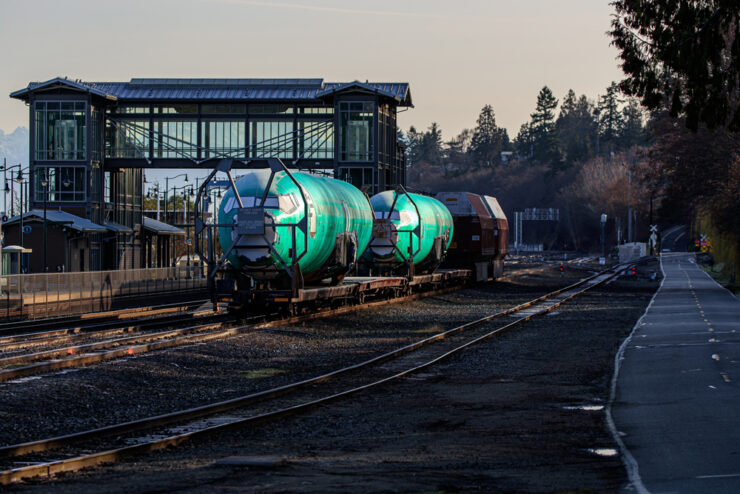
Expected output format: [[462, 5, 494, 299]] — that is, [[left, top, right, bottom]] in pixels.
[[556, 90, 598, 164], [597, 82, 625, 156], [610, 0, 740, 131], [620, 98, 645, 149], [469, 105, 503, 168], [418, 122, 444, 165], [530, 86, 560, 166], [514, 123, 534, 159], [403, 126, 423, 167]]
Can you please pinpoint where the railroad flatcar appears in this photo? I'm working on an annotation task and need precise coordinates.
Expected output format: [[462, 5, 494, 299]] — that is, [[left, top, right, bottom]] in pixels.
[[364, 189, 454, 276], [216, 167, 374, 307], [436, 192, 508, 281]]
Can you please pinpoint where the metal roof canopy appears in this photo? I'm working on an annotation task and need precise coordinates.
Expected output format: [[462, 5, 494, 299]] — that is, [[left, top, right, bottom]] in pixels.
[[5, 210, 108, 233], [142, 217, 186, 236], [103, 220, 134, 234], [10, 77, 412, 106]]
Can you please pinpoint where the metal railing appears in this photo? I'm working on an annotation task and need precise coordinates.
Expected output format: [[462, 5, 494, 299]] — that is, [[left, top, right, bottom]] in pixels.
[[0, 267, 206, 321]]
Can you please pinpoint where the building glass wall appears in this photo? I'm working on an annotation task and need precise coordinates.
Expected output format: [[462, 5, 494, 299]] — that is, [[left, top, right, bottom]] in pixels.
[[33, 165, 86, 202], [34, 101, 86, 160], [154, 121, 197, 158], [299, 121, 334, 159], [250, 121, 294, 158], [338, 167, 374, 189], [339, 102, 373, 161], [106, 120, 150, 158], [201, 120, 246, 158]]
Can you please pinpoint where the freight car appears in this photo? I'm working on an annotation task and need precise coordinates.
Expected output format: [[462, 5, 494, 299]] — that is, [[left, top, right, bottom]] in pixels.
[[436, 192, 509, 281], [202, 159, 374, 312], [364, 189, 454, 277], [195, 160, 500, 315]]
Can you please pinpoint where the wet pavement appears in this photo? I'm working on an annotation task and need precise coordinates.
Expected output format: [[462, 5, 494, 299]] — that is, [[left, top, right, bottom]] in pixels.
[[612, 253, 740, 493]]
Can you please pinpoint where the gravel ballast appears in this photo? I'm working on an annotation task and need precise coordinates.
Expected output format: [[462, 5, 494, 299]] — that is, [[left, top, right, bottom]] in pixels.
[[3, 261, 658, 492]]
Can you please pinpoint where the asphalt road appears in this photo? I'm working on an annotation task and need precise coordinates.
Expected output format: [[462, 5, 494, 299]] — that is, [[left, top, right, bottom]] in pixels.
[[661, 225, 688, 252], [612, 253, 740, 493]]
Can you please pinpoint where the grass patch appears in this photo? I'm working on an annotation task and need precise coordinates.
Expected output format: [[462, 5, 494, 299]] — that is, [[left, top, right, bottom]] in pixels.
[[241, 368, 286, 379]]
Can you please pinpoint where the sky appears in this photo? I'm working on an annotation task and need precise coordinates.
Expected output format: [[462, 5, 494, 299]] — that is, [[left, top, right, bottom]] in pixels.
[[0, 0, 624, 141]]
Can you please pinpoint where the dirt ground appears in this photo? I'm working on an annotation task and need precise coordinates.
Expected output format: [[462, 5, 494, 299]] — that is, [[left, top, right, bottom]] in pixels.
[[7, 262, 658, 493]]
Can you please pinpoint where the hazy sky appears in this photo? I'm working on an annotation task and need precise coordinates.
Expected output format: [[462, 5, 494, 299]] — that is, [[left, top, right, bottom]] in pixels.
[[0, 0, 623, 139]]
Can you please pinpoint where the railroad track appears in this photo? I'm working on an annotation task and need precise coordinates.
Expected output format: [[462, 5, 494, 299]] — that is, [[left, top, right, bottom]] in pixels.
[[0, 264, 628, 484], [0, 300, 209, 338]]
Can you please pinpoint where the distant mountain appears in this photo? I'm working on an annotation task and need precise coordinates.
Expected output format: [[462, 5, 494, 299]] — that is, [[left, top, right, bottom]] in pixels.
[[0, 127, 29, 169]]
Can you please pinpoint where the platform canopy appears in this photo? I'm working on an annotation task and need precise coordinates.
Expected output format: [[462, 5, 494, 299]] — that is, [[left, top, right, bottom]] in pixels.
[[4, 210, 108, 233], [142, 217, 185, 236]]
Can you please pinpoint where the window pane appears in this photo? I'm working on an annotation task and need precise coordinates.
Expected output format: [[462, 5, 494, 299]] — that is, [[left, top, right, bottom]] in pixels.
[[33, 166, 86, 202], [249, 104, 294, 114], [106, 120, 149, 158], [155, 104, 197, 114], [339, 101, 373, 161], [201, 120, 246, 158], [250, 121, 294, 158], [201, 104, 246, 114], [33, 101, 86, 161]]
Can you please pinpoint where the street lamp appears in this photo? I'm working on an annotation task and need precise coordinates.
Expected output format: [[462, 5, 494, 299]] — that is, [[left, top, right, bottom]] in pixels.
[[39, 170, 49, 272], [15, 168, 26, 249], [600, 213, 607, 265], [184, 186, 194, 269], [163, 173, 188, 267], [1, 162, 22, 216]]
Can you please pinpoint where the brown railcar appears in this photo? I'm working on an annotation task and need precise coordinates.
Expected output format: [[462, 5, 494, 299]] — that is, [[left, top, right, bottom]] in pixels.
[[436, 192, 509, 281]]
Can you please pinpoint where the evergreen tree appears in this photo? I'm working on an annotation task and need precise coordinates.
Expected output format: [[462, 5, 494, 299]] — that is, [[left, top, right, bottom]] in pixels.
[[610, 0, 740, 131], [403, 126, 423, 167], [620, 97, 645, 149], [514, 122, 534, 159], [469, 105, 503, 168], [556, 90, 597, 164], [418, 122, 444, 165], [597, 82, 625, 156], [529, 86, 560, 166]]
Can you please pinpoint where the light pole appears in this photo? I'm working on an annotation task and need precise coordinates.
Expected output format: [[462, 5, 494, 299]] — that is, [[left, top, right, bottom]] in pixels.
[[1, 163, 22, 217], [600, 213, 607, 264], [184, 186, 194, 269], [39, 170, 49, 272], [165, 174, 188, 267], [146, 183, 162, 221], [14, 169, 25, 249]]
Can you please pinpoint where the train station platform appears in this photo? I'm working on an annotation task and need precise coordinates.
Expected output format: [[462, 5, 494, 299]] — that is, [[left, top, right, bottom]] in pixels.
[[611, 253, 740, 493]]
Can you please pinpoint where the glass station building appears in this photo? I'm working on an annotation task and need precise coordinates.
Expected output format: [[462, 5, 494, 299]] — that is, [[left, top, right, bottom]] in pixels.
[[9, 77, 412, 271]]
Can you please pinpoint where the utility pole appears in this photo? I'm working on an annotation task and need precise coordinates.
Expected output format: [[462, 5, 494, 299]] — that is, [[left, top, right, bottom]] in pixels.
[[627, 166, 632, 243]]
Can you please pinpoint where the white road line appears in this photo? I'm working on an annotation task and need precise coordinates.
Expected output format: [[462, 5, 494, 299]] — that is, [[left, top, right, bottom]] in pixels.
[[605, 256, 666, 494], [696, 473, 740, 479]]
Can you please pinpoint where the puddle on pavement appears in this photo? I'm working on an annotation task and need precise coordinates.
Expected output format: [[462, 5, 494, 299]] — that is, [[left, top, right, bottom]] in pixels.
[[563, 405, 604, 411], [588, 448, 618, 457]]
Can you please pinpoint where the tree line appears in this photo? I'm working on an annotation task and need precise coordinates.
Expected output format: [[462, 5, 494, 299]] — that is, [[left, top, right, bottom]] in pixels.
[[402, 81, 646, 175]]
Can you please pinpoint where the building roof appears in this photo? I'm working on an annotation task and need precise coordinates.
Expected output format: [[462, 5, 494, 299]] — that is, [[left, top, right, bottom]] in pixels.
[[9, 77, 117, 100], [10, 77, 412, 106], [103, 220, 134, 234], [5, 210, 108, 233], [142, 217, 185, 236], [3, 245, 32, 253]]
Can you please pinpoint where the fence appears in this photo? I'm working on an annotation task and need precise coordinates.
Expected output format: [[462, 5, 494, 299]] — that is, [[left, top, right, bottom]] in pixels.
[[0, 266, 206, 321]]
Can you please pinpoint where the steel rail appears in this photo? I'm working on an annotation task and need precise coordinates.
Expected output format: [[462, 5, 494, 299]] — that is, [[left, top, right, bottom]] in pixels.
[[0, 308, 215, 350], [0, 265, 627, 483], [0, 315, 230, 368], [0, 299, 209, 338], [0, 318, 237, 383]]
